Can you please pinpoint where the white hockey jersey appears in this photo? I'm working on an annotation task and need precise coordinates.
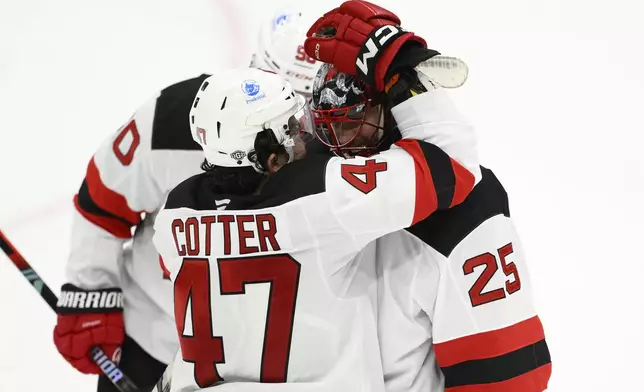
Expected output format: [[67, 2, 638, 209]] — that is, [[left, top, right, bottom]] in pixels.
[[152, 89, 483, 392], [374, 168, 551, 392], [67, 74, 210, 363]]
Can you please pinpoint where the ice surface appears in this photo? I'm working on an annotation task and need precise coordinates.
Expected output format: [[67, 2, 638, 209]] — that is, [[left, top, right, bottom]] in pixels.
[[1, 0, 643, 391]]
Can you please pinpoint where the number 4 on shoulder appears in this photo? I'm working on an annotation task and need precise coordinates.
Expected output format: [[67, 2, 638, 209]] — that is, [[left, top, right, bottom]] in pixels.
[[341, 159, 388, 194]]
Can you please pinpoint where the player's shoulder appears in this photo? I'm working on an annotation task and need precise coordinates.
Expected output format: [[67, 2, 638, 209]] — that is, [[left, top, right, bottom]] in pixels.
[[164, 171, 213, 211], [250, 153, 332, 209], [405, 167, 511, 257], [165, 153, 332, 212], [159, 74, 211, 99], [150, 74, 211, 151]]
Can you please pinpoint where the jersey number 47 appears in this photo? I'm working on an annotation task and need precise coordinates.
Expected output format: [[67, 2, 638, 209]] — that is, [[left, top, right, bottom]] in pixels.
[[174, 255, 300, 387]]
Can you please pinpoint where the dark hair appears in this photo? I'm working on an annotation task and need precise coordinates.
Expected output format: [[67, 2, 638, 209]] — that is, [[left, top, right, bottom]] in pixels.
[[200, 163, 262, 195], [252, 128, 288, 172], [200, 128, 290, 195]]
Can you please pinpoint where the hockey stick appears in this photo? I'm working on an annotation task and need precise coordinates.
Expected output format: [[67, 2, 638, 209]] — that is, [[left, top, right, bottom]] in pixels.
[[0, 229, 142, 392], [416, 55, 469, 89]]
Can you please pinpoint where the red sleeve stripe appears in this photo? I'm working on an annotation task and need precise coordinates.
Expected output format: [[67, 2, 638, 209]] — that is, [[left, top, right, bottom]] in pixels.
[[394, 139, 438, 225], [74, 195, 132, 239], [394, 139, 476, 225], [449, 158, 475, 207], [85, 158, 142, 226], [435, 316, 546, 367], [445, 364, 551, 392]]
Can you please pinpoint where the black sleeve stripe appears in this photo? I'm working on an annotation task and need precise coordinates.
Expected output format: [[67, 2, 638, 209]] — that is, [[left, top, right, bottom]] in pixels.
[[406, 167, 510, 257], [417, 141, 456, 211], [441, 339, 551, 388], [76, 180, 134, 228]]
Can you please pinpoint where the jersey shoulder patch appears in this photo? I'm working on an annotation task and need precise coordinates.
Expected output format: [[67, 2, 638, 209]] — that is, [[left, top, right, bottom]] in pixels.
[[406, 167, 510, 257], [151, 74, 211, 151]]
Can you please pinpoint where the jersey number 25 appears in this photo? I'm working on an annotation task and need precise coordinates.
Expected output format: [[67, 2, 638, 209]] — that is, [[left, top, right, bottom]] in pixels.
[[463, 242, 522, 307]]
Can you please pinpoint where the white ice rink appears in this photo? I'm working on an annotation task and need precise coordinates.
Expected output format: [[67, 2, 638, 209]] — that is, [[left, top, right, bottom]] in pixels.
[[1, 0, 643, 390]]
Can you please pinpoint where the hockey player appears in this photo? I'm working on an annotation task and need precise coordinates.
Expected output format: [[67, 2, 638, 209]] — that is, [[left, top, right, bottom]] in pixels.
[[305, 2, 553, 391], [152, 5, 482, 391], [52, 10, 322, 392]]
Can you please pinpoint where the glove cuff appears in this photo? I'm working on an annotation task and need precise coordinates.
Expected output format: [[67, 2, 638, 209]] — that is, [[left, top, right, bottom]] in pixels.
[[56, 283, 123, 314], [355, 24, 409, 87], [373, 33, 427, 91], [384, 46, 442, 105]]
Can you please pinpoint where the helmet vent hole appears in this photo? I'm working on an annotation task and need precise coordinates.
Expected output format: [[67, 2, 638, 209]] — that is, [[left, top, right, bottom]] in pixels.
[[201, 81, 209, 91], [193, 97, 200, 108], [217, 121, 222, 138], [220, 96, 227, 110]]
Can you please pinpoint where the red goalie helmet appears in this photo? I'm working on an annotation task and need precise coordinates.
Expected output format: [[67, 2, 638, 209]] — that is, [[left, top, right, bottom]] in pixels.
[[311, 63, 387, 157]]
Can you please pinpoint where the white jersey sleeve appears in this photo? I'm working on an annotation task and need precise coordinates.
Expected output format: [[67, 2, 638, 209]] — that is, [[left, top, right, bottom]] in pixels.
[[316, 88, 483, 300], [324, 88, 481, 251], [67, 95, 162, 289], [391, 87, 481, 184]]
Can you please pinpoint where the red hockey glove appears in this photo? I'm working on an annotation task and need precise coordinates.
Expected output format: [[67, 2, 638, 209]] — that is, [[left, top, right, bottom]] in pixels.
[[53, 284, 125, 374], [304, 0, 426, 92]]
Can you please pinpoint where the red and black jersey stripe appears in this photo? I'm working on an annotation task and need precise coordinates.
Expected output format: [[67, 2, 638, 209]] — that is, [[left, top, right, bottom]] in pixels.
[[74, 74, 211, 237], [407, 167, 509, 257], [74, 158, 142, 238], [394, 139, 476, 225], [435, 316, 551, 391]]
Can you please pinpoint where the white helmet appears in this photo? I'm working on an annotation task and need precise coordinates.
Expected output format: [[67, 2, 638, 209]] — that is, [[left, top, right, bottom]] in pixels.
[[189, 68, 315, 172], [249, 10, 321, 96]]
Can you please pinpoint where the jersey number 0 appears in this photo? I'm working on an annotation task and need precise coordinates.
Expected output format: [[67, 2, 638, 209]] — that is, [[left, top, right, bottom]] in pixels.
[[174, 255, 301, 387]]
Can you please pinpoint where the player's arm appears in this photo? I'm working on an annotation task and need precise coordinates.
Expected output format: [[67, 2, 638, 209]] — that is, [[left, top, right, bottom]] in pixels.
[[388, 79, 482, 187], [54, 94, 167, 375], [325, 87, 480, 247], [67, 94, 163, 289], [414, 197, 551, 391]]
